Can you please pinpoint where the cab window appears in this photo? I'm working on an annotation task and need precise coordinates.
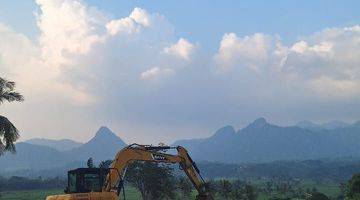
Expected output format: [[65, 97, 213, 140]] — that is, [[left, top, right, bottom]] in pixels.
[[68, 172, 77, 193], [83, 173, 102, 192]]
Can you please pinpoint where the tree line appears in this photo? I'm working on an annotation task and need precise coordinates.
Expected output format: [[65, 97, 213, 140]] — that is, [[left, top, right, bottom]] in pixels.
[[0, 176, 66, 191]]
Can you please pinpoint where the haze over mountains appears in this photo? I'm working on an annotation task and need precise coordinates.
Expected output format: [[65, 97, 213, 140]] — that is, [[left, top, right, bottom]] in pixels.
[[0, 127, 126, 174], [175, 118, 360, 163], [25, 138, 83, 151], [1, 118, 360, 176]]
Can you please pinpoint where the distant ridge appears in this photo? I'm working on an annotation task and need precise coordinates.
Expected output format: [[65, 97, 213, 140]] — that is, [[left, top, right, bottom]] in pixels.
[[295, 120, 350, 130], [2, 120, 360, 173], [25, 138, 83, 151], [174, 118, 360, 163], [0, 126, 127, 173]]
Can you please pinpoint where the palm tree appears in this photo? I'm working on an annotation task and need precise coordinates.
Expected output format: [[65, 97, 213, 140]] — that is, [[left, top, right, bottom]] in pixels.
[[0, 77, 24, 155]]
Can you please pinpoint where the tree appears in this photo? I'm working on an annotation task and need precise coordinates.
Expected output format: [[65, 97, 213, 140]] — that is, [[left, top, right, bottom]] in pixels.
[[307, 192, 329, 200], [231, 179, 246, 199], [0, 77, 24, 155], [177, 177, 193, 199], [125, 162, 176, 200], [87, 157, 94, 168], [346, 173, 360, 200], [202, 180, 217, 198], [99, 159, 113, 168], [218, 179, 232, 199], [244, 184, 257, 200]]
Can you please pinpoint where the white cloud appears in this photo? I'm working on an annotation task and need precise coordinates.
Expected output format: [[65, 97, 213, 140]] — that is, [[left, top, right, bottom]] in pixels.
[[129, 7, 151, 27], [140, 67, 174, 80], [106, 7, 151, 36], [1, 0, 360, 143], [163, 38, 195, 60], [35, 0, 106, 67], [214, 33, 273, 72], [214, 26, 360, 97]]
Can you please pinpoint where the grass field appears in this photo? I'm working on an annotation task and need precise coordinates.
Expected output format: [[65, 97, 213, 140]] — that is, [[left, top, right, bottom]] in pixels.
[[0, 187, 141, 200], [0, 180, 341, 200]]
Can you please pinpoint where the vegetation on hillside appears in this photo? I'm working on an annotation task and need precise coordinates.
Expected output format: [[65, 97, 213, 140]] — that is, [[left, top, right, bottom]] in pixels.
[[0, 77, 24, 155]]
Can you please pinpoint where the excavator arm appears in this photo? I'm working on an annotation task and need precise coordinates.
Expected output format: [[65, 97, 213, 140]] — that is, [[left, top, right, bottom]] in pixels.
[[103, 144, 212, 200]]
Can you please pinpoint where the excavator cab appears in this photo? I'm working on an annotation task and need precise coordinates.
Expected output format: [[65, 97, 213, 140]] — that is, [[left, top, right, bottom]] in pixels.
[[64, 168, 110, 194]]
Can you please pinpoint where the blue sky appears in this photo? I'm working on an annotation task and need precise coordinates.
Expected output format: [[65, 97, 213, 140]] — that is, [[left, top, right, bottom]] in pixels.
[[1, 0, 359, 49], [0, 0, 360, 143]]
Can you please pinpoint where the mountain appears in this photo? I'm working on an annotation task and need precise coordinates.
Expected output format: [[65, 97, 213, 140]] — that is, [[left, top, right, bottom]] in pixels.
[[296, 120, 320, 130], [65, 126, 127, 161], [25, 138, 83, 151], [0, 142, 69, 172], [175, 118, 360, 163], [0, 126, 127, 174], [322, 120, 349, 129], [3, 121, 360, 174], [296, 120, 350, 130]]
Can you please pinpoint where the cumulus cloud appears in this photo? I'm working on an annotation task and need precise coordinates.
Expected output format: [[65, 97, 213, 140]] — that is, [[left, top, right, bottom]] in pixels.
[[214, 26, 360, 97], [214, 33, 273, 72], [1, 0, 360, 143], [106, 7, 150, 35], [163, 38, 195, 60], [35, 0, 106, 67]]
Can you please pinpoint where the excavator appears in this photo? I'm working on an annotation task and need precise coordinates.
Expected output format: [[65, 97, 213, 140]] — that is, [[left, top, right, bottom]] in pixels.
[[45, 144, 213, 200]]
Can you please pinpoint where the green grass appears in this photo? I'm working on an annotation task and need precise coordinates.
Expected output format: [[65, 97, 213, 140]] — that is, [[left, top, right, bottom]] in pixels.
[[0, 187, 141, 200], [0, 180, 341, 200], [0, 189, 63, 200], [251, 179, 341, 200]]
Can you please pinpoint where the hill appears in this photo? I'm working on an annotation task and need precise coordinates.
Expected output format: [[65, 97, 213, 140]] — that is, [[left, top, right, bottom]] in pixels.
[[0, 126, 126, 174], [25, 138, 83, 151], [0, 142, 68, 172], [296, 120, 350, 130], [174, 118, 360, 163], [65, 126, 127, 161]]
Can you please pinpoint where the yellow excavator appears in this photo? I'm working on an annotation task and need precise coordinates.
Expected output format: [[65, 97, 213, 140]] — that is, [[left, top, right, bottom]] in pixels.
[[45, 144, 213, 200]]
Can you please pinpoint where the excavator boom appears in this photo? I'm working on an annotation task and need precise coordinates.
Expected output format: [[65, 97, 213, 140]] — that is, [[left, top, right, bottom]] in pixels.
[[46, 144, 213, 200], [104, 144, 212, 199]]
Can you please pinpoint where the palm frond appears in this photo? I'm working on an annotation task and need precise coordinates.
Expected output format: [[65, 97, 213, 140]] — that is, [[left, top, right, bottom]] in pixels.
[[0, 77, 24, 104], [0, 115, 19, 155], [0, 78, 15, 90], [0, 91, 24, 103]]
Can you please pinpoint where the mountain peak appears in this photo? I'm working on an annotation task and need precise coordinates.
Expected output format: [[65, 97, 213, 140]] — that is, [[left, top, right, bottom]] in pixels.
[[253, 117, 267, 125], [72, 126, 127, 160], [90, 126, 125, 144], [95, 126, 115, 137], [246, 117, 269, 129], [211, 125, 236, 138]]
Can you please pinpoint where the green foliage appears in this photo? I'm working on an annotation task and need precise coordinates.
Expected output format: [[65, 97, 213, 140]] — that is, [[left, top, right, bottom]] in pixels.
[[0, 77, 23, 155], [99, 159, 113, 168], [87, 157, 94, 168], [245, 184, 257, 200], [202, 180, 217, 197], [177, 177, 193, 199], [307, 192, 329, 200], [126, 162, 176, 200], [218, 179, 232, 199], [346, 173, 360, 200], [205, 179, 258, 200], [0, 176, 66, 191]]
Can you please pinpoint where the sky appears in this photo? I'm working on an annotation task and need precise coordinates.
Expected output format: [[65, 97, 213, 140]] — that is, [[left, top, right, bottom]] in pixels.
[[0, 0, 359, 144]]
